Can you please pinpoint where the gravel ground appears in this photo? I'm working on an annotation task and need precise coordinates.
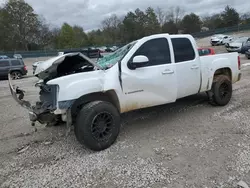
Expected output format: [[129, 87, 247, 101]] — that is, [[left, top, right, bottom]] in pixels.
[[1, 40, 250, 188]]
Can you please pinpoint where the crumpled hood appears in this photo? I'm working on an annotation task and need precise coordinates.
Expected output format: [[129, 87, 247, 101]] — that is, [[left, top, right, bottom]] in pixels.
[[34, 52, 102, 80]]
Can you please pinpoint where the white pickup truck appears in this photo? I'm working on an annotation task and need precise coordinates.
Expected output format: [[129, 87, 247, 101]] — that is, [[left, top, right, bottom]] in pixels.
[[9, 33, 241, 151]]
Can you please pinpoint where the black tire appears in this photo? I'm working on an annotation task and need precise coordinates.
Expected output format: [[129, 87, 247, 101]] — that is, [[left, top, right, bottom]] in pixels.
[[209, 75, 232, 106], [11, 71, 22, 80], [74, 101, 121, 151]]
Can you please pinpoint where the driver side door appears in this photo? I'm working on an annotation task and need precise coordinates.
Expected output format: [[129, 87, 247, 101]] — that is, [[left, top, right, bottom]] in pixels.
[[121, 37, 177, 112]]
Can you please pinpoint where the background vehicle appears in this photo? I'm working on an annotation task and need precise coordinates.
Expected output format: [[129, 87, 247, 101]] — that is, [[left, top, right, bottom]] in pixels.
[[225, 37, 250, 52], [210, 34, 233, 46], [97, 46, 107, 53], [0, 58, 27, 79], [198, 47, 215, 56], [245, 49, 250, 59], [13, 54, 23, 59], [9, 33, 241, 151], [0, 55, 9, 59], [240, 40, 250, 54], [32, 61, 43, 74], [105, 47, 114, 52], [58, 48, 103, 59]]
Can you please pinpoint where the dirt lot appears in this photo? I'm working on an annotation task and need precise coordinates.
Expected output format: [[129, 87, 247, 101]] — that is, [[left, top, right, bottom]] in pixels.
[[1, 43, 250, 187]]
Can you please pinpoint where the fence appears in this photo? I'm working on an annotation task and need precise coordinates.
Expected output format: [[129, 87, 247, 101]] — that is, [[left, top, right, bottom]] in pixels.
[[1, 23, 250, 58], [192, 23, 250, 38], [0, 44, 125, 59]]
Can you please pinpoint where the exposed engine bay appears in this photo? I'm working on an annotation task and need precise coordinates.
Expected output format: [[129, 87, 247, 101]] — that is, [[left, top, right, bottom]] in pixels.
[[35, 53, 101, 83]]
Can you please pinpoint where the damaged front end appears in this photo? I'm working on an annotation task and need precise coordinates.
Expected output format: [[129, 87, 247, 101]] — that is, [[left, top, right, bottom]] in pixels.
[[8, 52, 102, 128], [8, 74, 61, 126]]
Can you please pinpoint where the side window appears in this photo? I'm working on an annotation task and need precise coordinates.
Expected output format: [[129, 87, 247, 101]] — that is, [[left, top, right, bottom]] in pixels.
[[171, 38, 195, 63], [131, 38, 171, 67], [0, 60, 10, 67], [11, 60, 21, 66]]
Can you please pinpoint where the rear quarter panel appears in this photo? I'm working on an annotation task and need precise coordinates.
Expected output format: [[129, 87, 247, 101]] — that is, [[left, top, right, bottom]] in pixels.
[[199, 52, 240, 92]]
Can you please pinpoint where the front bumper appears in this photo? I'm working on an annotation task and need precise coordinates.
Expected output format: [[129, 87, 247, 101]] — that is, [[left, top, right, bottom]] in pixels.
[[8, 73, 56, 124], [245, 51, 250, 59], [211, 41, 222, 45], [8, 73, 33, 111], [226, 47, 241, 52], [32, 65, 37, 74]]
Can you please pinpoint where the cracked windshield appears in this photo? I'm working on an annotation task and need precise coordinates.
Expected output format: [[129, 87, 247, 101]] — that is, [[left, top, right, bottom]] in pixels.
[[97, 41, 137, 69], [1, 0, 250, 187]]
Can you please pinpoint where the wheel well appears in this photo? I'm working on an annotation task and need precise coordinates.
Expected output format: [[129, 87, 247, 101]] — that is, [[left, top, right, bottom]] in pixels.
[[71, 90, 120, 119], [10, 70, 21, 74], [213, 68, 232, 81]]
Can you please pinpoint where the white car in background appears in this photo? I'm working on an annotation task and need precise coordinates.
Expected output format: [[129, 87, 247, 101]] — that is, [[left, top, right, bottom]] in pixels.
[[225, 37, 250, 52], [210, 34, 233, 46], [32, 61, 44, 74]]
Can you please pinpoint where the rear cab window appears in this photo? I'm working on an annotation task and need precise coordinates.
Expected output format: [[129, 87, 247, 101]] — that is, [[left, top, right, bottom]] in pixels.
[[198, 48, 211, 56], [171, 37, 196, 63], [0, 60, 10, 67]]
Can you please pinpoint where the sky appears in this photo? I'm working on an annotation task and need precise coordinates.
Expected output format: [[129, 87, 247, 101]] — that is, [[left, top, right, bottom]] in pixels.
[[2, 0, 250, 31]]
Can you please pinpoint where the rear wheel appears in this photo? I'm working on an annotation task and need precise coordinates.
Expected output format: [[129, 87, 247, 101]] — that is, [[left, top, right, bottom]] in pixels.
[[74, 101, 121, 151], [11, 71, 22, 80], [208, 75, 232, 106]]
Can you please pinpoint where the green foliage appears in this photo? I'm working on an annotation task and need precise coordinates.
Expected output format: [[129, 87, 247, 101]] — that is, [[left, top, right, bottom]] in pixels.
[[162, 20, 178, 34], [181, 13, 202, 33], [0, 1, 248, 51], [57, 23, 75, 48], [0, 0, 40, 50], [144, 7, 161, 35], [241, 13, 250, 25], [202, 14, 224, 29], [221, 5, 240, 27]]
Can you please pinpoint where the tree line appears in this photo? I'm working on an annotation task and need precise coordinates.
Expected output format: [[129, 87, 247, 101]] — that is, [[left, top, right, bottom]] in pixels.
[[1, 0, 250, 51]]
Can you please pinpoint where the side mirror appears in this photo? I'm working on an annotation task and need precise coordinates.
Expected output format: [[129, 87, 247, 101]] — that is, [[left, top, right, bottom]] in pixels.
[[129, 55, 149, 69], [133, 55, 149, 64]]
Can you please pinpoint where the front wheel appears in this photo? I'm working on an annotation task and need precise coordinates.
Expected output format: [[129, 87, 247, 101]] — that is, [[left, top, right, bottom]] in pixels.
[[74, 101, 121, 151], [209, 75, 232, 106]]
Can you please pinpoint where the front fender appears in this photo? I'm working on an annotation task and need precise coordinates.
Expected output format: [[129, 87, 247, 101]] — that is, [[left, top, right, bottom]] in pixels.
[[47, 71, 105, 101]]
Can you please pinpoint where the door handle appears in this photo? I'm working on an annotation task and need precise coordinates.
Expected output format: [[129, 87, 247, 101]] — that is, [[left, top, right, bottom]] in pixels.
[[162, 69, 174, 75], [191, 65, 199, 69]]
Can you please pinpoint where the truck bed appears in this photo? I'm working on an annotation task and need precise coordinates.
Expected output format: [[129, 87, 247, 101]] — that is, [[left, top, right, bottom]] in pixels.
[[199, 52, 240, 92]]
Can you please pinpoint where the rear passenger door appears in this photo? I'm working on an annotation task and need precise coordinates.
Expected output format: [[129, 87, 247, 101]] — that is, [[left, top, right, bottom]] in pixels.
[[171, 37, 201, 98], [0, 60, 11, 76]]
